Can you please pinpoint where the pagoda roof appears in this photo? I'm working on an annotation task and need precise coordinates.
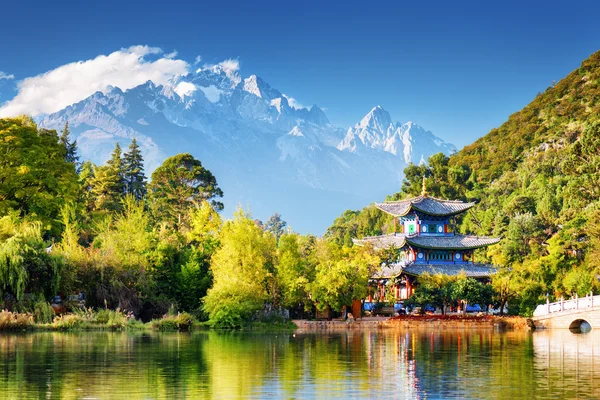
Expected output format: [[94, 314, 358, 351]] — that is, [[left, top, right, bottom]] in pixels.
[[353, 233, 500, 250], [371, 262, 496, 279], [375, 195, 475, 217], [401, 262, 496, 278]]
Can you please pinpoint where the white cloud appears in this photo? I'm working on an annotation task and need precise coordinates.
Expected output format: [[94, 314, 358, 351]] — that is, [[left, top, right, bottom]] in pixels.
[[217, 59, 240, 75], [0, 71, 14, 80], [0, 45, 189, 117], [164, 50, 178, 59], [283, 94, 305, 110], [194, 55, 202, 65], [197, 58, 242, 87]]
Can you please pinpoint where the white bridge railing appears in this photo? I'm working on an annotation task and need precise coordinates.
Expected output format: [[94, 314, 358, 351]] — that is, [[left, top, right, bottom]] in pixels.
[[533, 294, 600, 317]]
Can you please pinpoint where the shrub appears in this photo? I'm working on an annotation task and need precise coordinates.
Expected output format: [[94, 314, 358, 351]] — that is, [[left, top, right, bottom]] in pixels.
[[95, 308, 112, 324], [153, 316, 178, 331], [0, 310, 34, 330], [33, 301, 55, 324], [104, 309, 127, 330], [126, 318, 146, 330], [176, 312, 194, 331], [52, 314, 84, 330], [152, 312, 195, 331]]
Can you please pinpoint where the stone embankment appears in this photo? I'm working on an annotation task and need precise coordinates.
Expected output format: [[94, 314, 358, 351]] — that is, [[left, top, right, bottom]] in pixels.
[[293, 315, 530, 332]]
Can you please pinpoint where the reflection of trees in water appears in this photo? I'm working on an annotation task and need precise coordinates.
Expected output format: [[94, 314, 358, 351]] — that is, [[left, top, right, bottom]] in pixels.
[[533, 330, 600, 399], [1, 330, 597, 398]]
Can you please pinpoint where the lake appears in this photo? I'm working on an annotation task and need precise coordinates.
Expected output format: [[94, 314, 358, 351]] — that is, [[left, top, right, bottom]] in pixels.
[[0, 328, 598, 399]]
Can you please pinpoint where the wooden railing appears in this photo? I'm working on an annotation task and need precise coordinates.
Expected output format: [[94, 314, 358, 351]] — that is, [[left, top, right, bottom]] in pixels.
[[533, 294, 600, 317]]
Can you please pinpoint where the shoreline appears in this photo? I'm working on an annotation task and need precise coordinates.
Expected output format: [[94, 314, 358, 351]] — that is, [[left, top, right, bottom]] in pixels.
[[293, 315, 532, 332]]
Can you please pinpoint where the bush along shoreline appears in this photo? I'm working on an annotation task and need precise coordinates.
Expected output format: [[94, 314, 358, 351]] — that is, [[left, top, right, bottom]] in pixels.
[[0, 308, 199, 332]]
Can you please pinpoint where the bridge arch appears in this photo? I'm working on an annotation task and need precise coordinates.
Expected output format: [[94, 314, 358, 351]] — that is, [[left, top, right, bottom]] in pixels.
[[569, 319, 592, 333]]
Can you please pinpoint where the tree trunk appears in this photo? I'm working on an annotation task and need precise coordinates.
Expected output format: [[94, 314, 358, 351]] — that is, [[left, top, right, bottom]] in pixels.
[[499, 299, 506, 316]]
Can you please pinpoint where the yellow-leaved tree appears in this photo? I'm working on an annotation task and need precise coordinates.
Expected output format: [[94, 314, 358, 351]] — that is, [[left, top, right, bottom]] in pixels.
[[203, 208, 276, 328]]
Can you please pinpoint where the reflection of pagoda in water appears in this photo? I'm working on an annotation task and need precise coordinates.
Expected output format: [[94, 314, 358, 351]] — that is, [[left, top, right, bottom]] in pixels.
[[355, 179, 500, 303]]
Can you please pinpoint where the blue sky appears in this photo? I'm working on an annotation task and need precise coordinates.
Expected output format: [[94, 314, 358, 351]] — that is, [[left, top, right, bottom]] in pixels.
[[1, 0, 600, 147]]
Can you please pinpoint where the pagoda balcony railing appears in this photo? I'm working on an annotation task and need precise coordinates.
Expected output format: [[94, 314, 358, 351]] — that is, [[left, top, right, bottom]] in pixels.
[[393, 232, 456, 238], [414, 259, 470, 265]]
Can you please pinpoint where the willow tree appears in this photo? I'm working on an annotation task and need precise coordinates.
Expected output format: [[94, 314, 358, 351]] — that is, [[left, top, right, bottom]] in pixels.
[[0, 214, 64, 303]]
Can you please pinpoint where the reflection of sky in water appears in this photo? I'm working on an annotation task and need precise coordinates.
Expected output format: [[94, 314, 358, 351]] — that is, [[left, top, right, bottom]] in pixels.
[[0, 330, 598, 399]]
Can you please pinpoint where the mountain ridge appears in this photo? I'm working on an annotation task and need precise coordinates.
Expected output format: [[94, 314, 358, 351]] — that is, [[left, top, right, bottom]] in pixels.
[[38, 65, 456, 233]]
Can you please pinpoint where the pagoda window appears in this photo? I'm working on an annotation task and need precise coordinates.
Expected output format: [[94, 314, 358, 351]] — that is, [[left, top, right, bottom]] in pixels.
[[428, 252, 452, 261]]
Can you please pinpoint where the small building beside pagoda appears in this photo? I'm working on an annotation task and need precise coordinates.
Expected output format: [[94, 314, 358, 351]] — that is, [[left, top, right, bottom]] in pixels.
[[354, 184, 500, 312]]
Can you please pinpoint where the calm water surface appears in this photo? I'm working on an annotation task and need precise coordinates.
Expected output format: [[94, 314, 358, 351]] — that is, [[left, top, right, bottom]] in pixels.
[[0, 328, 598, 399]]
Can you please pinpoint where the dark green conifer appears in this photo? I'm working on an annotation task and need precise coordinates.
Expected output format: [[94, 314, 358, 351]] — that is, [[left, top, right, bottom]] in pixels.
[[90, 143, 125, 212], [59, 121, 80, 170], [123, 138, 147, 200]]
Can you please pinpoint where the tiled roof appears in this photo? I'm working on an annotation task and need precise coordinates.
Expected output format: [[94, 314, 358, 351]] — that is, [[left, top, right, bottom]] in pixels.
[[401, 262, 497, 278], [371, 263, 404, 279], [375, 195, 475, 217], [352, 233, 406, 249], [370, 262, 497, 279], [353, 233, 500, 250], [406, 235, 501, 250]]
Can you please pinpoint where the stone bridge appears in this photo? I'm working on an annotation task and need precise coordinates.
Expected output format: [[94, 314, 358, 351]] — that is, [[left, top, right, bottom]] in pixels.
[[532, 294, 600, 330]]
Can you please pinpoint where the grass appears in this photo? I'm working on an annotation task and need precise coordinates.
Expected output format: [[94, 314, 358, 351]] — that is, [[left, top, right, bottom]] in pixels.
[[241, 321, 298, 331], [151, 312, 196, 331], [0, 308, 294, 332], [0, 310, 35, 330]]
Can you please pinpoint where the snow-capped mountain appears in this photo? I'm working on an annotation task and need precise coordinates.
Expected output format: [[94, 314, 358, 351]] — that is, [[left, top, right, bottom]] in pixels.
[[338, 105, 456, 164], [39, 65, 455, 233]]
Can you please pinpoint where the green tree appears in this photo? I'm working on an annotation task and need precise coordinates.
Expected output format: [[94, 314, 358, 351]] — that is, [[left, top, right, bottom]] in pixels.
[[265, 213, 287, 240], [90, 143, 125, 213], [78, 161, 96, 213], [149, 153, 223, 229], [276, 233, 314, 309], [310, 241, 378, 312], [452, 275, 487, 314], [59, 121, 79, 168], [0, 214, 65, 303], [123, 138, 147, 200], [203, 209, 276, 328], [0, 117, 79, 235]]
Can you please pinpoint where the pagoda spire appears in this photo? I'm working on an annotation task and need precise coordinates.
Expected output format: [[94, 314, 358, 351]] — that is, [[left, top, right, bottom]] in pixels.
[[421, 176, 427, 197]]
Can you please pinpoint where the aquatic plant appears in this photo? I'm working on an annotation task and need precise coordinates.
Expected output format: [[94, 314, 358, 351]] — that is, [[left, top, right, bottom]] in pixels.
[[52, 314, 84, 330], [0, 310, 34, 330]]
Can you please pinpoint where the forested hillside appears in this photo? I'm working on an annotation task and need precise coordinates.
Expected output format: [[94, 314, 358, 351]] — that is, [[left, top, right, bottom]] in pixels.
[[327, 50, 600, 315]]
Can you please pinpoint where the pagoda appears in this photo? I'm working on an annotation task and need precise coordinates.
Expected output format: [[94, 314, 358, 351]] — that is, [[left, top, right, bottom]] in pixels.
[[354, 178, 500, 305]]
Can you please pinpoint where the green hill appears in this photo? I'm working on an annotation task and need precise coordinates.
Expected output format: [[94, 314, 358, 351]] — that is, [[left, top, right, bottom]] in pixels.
[[327, 50, 600, 315]]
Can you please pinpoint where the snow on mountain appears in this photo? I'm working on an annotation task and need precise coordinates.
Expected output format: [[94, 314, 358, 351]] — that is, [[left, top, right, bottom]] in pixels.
[[338, 105, 456, 164], [38, 68, 454, 233]]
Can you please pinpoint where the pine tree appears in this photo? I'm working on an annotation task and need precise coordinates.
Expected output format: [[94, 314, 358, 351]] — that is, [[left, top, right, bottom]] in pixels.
[[79, 160, 96, 213], [123, 138, 147, 200], [90, 143, 125, 212], [106, 142, 125, 195], [59, 122, 80, 169], [265, 213, 287, 240]]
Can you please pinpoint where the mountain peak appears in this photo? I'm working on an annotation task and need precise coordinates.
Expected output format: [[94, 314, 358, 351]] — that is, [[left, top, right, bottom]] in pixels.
[[358, 105, 392, 130], [308, 104, 329, 125], [242, 75, 282, 100]]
